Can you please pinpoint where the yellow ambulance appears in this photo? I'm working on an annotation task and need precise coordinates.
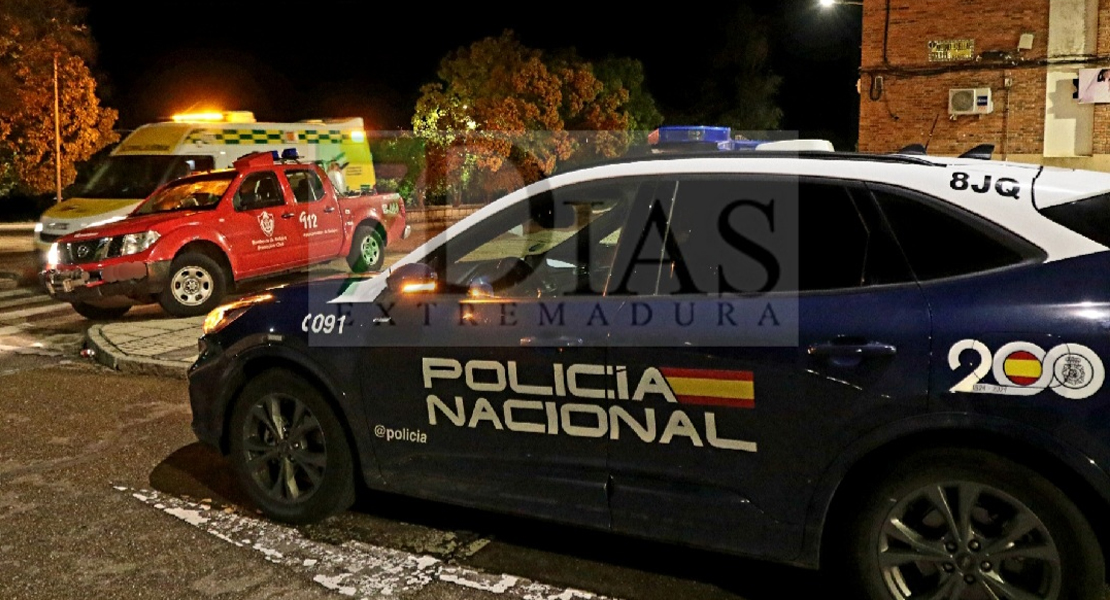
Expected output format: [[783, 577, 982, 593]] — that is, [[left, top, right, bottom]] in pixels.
[[34, 110, 377, 254]]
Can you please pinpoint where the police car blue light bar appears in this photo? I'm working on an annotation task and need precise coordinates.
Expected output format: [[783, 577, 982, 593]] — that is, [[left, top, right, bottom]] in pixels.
[[649, 126, 834, 153], [654, 126, 732, 146]]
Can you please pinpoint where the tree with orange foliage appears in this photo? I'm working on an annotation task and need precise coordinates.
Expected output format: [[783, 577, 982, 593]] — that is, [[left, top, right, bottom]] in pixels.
[[0, 0, 118, 197], [413, 31, 649, 206]]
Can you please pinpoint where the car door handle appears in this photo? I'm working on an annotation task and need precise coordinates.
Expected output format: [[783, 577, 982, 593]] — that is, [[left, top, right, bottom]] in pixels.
[[808, 339, 897, 358], [282, 212, 295, 219], [323, 206, 336, 213], [520, 336, 583, 347]]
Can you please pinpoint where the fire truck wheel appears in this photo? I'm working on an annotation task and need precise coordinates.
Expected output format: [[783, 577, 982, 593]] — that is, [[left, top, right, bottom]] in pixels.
[[347, 225, 384, 273], [159, 252, 228, 317]]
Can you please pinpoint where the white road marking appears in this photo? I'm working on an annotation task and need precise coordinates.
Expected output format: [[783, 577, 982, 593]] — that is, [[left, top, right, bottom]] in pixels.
[[120, 486, 615, 600], [0, 287, 39, 299], [0, 300, 74, 321], [0, 289, 84, 355], [0, 342, 66, 356], [0, 310, 82, 336], [0, 291, 57, 310]]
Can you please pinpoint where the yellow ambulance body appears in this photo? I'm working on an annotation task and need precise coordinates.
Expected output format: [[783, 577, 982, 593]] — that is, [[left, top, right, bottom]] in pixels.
[[34, 111, 376, 252]]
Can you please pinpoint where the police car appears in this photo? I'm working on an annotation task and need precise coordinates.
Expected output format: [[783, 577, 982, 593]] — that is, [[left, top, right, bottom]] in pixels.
[[188, 129, 1110, 599]]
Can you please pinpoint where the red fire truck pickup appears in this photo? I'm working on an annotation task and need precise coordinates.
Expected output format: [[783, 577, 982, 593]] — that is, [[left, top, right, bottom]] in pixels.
[[41, 150, 410, 319]]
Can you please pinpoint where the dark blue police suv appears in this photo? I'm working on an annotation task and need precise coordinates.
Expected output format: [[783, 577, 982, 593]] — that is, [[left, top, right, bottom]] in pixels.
[[189, 139, 1110, 599]]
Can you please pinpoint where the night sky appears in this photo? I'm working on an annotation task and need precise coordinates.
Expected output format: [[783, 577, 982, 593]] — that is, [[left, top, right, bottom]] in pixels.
[[73, 0, 863, 149]]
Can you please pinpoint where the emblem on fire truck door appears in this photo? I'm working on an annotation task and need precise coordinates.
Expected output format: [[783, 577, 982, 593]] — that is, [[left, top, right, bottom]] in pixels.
[[258, 210, 275, 237]]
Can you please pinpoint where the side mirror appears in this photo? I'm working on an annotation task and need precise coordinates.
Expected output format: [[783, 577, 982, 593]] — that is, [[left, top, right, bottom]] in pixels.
[[467, 276, 495, 299], [387, 262, 438, 294]]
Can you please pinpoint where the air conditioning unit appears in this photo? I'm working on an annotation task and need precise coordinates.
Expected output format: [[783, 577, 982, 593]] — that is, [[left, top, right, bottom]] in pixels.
[[949, 87, 994, 116]]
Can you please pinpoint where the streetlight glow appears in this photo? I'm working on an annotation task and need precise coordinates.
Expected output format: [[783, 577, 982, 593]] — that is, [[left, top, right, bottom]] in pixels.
[[820, 0, 864, 6]]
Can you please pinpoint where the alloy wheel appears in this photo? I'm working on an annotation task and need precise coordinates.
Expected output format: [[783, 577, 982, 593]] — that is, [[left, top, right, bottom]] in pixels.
[[240, 393, 328, 503], [877, 481, 1061, 599]]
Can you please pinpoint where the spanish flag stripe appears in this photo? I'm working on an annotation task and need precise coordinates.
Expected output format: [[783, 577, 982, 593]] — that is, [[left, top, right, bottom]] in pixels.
[[675, 395, 755, 409], [658, 368, 753, 381], [667, 377, 754, 400], [1004, 358, 1041, 378]]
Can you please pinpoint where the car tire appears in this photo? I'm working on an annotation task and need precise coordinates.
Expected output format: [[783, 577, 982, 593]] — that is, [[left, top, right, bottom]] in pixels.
[[838, 448, 1104, 600], [228, 369, 356, 524], [71, 301, 131, 320], [158, 252, 227, 317], [346, 225, 384, 273]]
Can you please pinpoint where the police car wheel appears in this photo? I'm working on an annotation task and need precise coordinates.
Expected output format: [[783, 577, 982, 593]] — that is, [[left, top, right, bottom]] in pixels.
[[842, 448, 1103, 600], [347, 226, 384, 273], [159, 252, 227, 317], [228, 369, 355, 524], [70, 301, 130, 320]]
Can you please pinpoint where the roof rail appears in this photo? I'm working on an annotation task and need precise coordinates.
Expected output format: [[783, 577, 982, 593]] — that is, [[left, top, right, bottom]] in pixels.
[[562, 149, 943, 174], [959, 144, 995, 160]]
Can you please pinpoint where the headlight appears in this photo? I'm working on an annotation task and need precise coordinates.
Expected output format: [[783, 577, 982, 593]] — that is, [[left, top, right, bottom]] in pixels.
[[45, 242, 60, 267], [34, 222, 43, 233], [117, 231, 160, 257], [203, 292, 275, 336]]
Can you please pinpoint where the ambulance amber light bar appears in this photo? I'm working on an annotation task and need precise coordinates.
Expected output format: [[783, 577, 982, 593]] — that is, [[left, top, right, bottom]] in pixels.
[[171, 111, 256, 123]]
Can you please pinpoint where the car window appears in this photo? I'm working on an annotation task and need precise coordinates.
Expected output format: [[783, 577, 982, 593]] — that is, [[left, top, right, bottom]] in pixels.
[[618, 177, 908, 295], [309, 171, 326, 199], [133, 173, 233, 215], [415, 179, 645, 297], [234, 171, 285, 211], [286, 169, 324, 203], [871, 185, 1039, 280], [795, 182, 870, 291]]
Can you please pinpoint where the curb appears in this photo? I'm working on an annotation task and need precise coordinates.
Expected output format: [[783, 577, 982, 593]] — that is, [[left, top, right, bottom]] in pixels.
[[84, 324, 192, 379]]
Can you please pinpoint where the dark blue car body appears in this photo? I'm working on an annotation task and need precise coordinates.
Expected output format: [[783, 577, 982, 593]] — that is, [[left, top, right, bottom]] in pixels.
[[188, 150, 1110, 597]]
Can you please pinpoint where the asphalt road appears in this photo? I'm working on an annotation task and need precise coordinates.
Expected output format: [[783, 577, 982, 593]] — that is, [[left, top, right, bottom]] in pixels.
[[0, 225, 834, 600], [4, 225, 1108, 600], [0, 353, 830, 600]]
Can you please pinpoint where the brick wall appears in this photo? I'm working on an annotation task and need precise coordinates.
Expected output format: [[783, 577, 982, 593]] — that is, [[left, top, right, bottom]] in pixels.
[[859, 0, 1071, 157], [1095, 3, 1110, 154]]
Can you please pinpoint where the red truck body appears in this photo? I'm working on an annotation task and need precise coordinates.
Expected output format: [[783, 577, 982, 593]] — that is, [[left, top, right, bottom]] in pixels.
[[41, 151, 409, 319]]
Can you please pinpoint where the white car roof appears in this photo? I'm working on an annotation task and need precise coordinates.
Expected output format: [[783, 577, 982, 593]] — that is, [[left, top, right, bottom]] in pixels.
[[332, 152, 1110, 304]]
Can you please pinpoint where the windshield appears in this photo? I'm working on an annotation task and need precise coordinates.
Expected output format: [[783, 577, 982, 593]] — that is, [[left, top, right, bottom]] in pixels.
[[134, 173, 234, 215], [75, 155, 212, 199]]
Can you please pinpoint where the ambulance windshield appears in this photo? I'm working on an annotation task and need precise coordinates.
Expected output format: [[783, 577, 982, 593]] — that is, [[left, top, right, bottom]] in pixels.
[[75, 155, 215, 200]]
